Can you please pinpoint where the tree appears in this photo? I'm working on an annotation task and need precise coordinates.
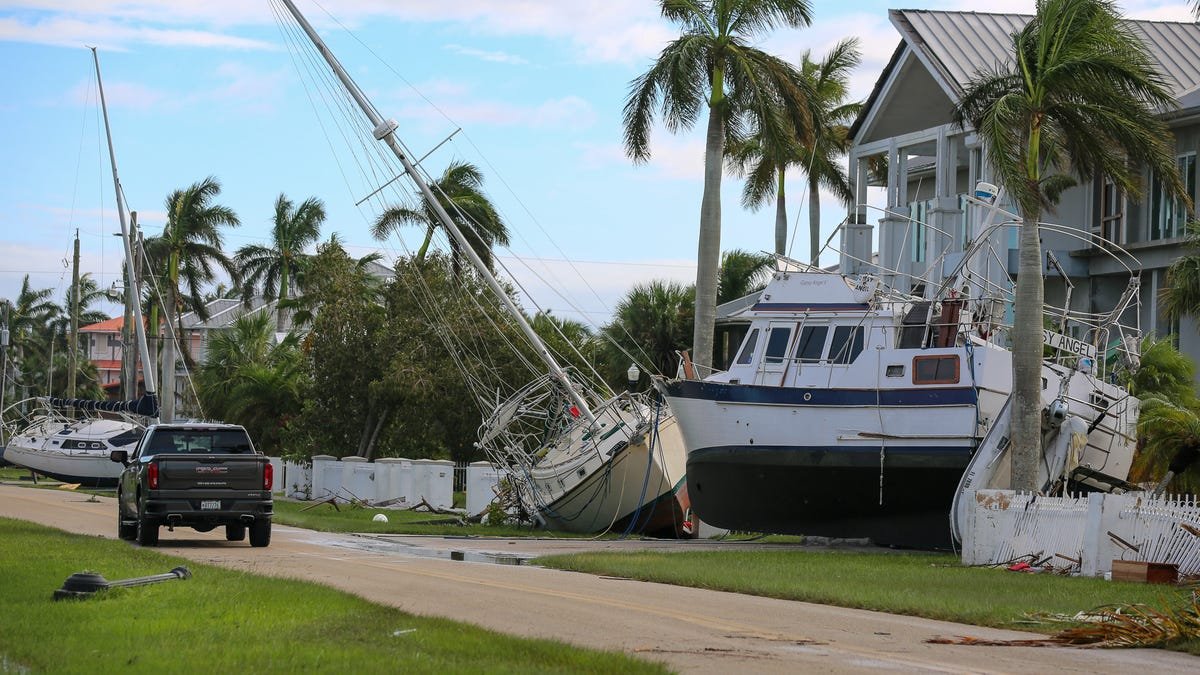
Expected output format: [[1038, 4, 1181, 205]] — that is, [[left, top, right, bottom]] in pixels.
[[624, 0, 814, 372], [146, 176, 240, 420], [196, 311, 303, 455], [371, 160, 509, 274], [1161, 220, 1200, 326], [717, 249, 774, 304], [600, 280, 695, 386], [236, 193, 326, 332], [954, 0, 1185, 490], [4, 276, 59, 387], [727, 38, 862, 263]]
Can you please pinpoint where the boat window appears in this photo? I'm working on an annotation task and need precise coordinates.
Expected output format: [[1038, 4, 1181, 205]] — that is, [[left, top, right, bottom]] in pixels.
[[793, 326, 828, 363], [913, 355, 960, 384], [829, 326, 865, 365], [763, 327, 792, 364], [886, 365, 905, 377], [735, 329, 760, 365]]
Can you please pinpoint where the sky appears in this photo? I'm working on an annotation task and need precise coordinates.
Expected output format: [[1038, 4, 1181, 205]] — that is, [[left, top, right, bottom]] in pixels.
[[0, 0, 1194, 329]]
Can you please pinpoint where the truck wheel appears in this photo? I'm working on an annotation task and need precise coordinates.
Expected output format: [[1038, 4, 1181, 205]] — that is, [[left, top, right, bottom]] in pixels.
[[249, 520, 271, 548], [136, 506, 159, 547], [118, 519, 137, 540], [117, 492, 137, 540], [226, 524, 246, 541]]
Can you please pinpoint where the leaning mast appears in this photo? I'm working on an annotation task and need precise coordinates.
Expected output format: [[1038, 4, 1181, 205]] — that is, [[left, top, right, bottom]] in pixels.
[[277, 0, 597, 425], [92, 47, 159, 422]]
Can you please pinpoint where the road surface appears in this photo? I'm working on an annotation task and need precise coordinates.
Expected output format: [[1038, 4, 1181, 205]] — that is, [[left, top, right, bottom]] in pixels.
[[2, 483, 1195, 673]]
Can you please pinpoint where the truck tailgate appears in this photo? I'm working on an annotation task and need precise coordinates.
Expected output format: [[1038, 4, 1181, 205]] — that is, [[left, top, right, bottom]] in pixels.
[[157, 455, 266, 491]]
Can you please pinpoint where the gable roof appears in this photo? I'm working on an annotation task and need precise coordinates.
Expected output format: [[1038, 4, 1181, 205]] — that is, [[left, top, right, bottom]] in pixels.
[[853, 9, 1200, 139]]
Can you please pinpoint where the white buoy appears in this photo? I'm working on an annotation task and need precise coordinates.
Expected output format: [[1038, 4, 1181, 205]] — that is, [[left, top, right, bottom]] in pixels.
[[372, 513, 389, 523]]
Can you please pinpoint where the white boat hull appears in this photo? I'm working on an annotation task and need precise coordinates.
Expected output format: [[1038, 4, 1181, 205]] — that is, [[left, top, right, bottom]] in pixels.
[[536, 414, 690, 535], [4, 415, 141, 487]]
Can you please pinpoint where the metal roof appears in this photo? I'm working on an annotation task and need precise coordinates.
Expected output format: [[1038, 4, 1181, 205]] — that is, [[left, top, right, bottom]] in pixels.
[[893, 9, 1200, 98], [854, 9, 1200, 137]]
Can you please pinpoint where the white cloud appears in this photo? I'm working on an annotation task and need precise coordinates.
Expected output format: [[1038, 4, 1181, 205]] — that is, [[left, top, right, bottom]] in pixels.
[[392, 91, 597, 131], [0, 16, 273, 51], [443, 43, 528, 65], [500, 254, 697, 327]]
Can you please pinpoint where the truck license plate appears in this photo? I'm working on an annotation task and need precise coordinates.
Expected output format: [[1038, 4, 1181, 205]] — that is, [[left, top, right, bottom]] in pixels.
[[201, 500, 221, 510]]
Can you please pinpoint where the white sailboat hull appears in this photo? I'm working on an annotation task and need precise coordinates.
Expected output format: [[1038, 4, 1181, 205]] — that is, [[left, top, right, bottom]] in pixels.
[[4, 414, 140, 487], [537, 414, 690, 535]]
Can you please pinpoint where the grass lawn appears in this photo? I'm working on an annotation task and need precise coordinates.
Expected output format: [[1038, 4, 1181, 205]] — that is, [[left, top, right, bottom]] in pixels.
[[272, 498, 557, 537], [0, 517, 665, 674], [537, 548, 1200, 654]]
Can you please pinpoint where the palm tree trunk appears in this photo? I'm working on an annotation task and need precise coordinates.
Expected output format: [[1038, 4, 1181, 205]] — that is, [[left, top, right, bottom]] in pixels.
[[277, 266, 289, 334], [808, 176, 822, 267], [160, 298, 176, 422], [693, 95, 726, 372], [1010, 211, 1044, 491], [415, 224, 435, 262], [161, 253, 180, 422], [775, 169, 787, 257]]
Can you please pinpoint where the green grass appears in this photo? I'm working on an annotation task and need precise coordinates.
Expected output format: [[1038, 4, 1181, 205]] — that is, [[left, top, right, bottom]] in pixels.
[[537, 548, 1200, 653], [272, 499, 600, 539], [0, 517, 666, 674]]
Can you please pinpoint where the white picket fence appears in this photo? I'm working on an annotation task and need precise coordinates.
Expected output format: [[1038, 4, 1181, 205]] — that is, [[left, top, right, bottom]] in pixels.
[[267, 455, 502, 514], [963, 489, 1200, 576]]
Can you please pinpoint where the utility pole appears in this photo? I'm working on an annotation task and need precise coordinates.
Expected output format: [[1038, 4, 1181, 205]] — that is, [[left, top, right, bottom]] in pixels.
[[1, 303, 9, 444], [68, 228, 80, 399]]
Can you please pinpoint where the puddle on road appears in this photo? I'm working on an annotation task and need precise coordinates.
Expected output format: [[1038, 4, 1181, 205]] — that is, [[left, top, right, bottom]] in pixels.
[[332, 534, 532, 566]]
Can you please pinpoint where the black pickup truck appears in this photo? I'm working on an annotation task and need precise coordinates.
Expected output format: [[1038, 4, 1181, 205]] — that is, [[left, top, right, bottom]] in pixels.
[[110, 423, 273, 547]]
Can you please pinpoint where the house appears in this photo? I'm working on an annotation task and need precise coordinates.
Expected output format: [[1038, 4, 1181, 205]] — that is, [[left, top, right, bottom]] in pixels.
[[79, 316, 126, 392], [842, 10, 1200, 375]]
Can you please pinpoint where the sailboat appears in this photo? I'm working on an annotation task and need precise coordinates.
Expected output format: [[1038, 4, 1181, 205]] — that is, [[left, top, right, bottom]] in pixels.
[[1, 49, 160, 488], [275, 0, 691, 536], [657, 185, 1142, 547]]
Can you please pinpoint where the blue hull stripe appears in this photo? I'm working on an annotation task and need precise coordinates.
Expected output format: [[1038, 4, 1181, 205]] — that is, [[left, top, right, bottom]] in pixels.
[[665, 379, 978, 406], [751, 302, 870, 312]]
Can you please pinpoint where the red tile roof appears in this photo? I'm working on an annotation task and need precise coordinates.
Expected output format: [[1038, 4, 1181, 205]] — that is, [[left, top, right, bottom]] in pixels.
[[92, 360, 122, 371], [80, 317, 123, 332]]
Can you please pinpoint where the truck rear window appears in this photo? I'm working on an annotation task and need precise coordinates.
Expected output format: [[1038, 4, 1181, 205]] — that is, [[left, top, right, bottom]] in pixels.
[[144, 430, 255, 456]]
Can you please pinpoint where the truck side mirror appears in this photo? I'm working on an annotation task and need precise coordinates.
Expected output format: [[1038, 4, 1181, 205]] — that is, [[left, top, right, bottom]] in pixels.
[[109, 450, 129, 465]]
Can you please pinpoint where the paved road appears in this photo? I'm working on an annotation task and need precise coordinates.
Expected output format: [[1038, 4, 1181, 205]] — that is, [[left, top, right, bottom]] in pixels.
[[2, 483, 1196, 673]]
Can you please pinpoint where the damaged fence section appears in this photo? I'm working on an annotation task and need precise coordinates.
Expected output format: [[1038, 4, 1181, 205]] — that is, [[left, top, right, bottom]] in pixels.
[[963, 490, 1200, 577]]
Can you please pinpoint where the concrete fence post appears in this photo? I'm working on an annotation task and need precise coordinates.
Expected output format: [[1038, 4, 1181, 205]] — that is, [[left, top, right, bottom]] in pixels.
[[311, 455, 336, 499]]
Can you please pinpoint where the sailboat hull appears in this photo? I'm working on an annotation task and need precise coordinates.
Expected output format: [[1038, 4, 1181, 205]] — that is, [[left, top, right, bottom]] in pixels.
[[536, 414, 692, 537], [3, 415, 140, 488]]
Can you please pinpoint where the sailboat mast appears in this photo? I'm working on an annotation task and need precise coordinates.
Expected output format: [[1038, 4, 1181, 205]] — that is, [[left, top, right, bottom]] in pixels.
[[278, 0, 597, 425], [68, 229, 80, 398], [92, 47, 159, 420]]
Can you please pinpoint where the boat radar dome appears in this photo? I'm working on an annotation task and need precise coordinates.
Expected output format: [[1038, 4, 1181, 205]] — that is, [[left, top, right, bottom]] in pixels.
[[974, 181, 999, 204]]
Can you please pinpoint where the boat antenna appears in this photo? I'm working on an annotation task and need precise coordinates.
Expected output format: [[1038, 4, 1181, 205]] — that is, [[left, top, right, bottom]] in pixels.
[[92, 47, 159, 423], [277, 0, 597, 426]]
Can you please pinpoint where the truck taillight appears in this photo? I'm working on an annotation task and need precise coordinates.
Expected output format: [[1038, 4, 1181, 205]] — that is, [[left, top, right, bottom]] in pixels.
[[148, 462, 159, 489], [263, 462, 273, 491]]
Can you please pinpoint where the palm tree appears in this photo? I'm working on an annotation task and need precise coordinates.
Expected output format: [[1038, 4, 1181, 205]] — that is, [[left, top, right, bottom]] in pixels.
[[727, 38, 862, 264], [717, 249, 774, 304], [146, 176, 240, 420], [236, 193, 326, 332], [2, 276, 59, 399], [601, 280, 695, 384], [197, 312, 303, 455], [1134, 396, 1200, 495], [953, 0, 1185, 490], [372, 160, 509, 274], [1161, 220, 1200, 325], [624, 0, 814, 373]]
